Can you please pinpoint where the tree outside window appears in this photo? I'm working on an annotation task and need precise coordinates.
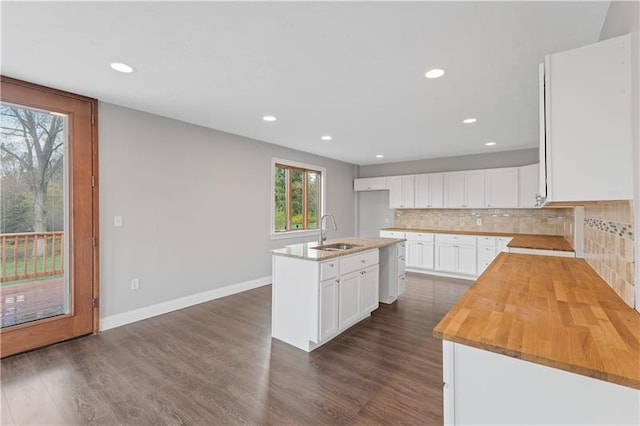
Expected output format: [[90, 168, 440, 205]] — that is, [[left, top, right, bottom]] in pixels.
[[274, 163, 321, 232]]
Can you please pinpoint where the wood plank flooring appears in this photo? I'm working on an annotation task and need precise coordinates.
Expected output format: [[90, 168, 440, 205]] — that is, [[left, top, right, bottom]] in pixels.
[[0, 273, 470, 425]]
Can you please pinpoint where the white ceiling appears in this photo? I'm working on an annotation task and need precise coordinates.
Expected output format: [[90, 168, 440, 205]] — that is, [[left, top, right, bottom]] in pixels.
[[1, 1, 610, 165]]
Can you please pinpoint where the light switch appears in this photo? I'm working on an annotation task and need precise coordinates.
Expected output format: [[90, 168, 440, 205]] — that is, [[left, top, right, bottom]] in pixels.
[[114, 216, 123, 227]]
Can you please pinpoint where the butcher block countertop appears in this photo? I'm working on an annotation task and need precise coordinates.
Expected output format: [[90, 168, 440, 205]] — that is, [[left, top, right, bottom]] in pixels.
[[433, 252, 640, 390], [270, 237, 404, 261], [381, 228, 574, 252]]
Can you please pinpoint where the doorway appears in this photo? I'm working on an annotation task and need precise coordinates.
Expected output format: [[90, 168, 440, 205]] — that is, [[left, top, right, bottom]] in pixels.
[[0, 77, 98, 357]]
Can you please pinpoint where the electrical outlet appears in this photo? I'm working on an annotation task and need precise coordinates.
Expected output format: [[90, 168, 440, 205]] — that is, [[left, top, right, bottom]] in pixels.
[[131, 278, 140, 290], [476, 218, 482, 226]]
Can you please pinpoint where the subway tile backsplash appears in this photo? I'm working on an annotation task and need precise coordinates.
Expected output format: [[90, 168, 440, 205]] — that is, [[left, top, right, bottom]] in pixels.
[[394, 208, 574, 236]]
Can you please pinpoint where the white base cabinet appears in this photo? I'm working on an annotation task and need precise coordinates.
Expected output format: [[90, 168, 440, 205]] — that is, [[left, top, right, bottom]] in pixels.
[[379, 242, 406, 304], [382, 231, 513, 280], [272, 249, 379, 352], [443, 341, 640, 425]]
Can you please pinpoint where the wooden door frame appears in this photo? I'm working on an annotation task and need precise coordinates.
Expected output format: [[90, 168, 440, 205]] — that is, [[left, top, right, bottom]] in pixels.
[[0, 76, 99, 356]]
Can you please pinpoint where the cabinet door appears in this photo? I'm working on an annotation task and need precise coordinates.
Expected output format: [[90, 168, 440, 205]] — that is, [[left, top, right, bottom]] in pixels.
[[388, 176, 402, 208], [435, 243, 458, 272], [546, 35, 632, 202], [420, 242, 434, 270], [518, 164, 539, 208], [485, 168, 518, 208], [353, 177, 387, 191], [444, 172, 466, 208], [338, 271, 360, 329], [465, 170, 485, 208], [319, 279, 339, 340], [359, 265, 379, 315], [400, 175, 415, 208], [429, 173, 444, 208], [414, 174, 431, 208], [406, 241, 420, 268], [458, 244, 477, 276], [398, 274, 406, 296]]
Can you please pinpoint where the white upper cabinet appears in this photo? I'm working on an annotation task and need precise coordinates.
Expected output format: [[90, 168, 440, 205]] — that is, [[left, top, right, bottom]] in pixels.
[[353, 177, 388, 191], [388, 175, 415, 208], [444, 172, 466, 208], [444, 171, 485, 208], [518, 164, 539, 208], [485, 168, 518, 208], [415, 173, 444, 208], [540, 34, 632, 204]]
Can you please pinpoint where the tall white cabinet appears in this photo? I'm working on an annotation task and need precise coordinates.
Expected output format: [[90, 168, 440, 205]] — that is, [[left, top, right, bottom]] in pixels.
[[540, 34, 632, 204]]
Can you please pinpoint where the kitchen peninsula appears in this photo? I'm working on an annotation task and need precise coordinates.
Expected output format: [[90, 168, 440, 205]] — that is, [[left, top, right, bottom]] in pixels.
[[270, 237, 405, 352], [434, 252, 640, 424]]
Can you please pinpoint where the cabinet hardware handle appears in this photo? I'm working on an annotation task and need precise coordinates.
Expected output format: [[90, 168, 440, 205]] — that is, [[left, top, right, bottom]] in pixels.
[[329, 263, 334, 267], [361, 260, 365, 263], [336, 279, 339, 283]]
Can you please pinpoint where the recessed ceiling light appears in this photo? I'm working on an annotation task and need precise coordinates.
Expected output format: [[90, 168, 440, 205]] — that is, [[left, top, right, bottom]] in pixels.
[[485, 142, 497, 146], [425, 68, 445, 79], [110, 62, 134, 73], [463, 118, 477, 124], [375, 154, 384, 158], [321, 135, 332, 141], [262, 115, 277, 122]]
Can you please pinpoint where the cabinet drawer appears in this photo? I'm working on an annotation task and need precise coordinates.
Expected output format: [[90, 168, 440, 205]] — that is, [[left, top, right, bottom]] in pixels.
[[478, 246, 497, 261], [477, 236, 497, 247], [478, 260, 492, 275], [380, 230, 405, 238], [397, 242, 406, 258], [320, 260, 339, 281], [340, 250, 379, 275], [435, 234, 477, 245], [397, 256, 406, 274], [405, 232, 434, 242]]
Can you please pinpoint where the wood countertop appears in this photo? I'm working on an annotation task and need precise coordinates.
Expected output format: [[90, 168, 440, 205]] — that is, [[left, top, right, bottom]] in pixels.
[[433, 252, 640, 390], [382, 228, 574, 252], [270, 237, 404, 261]]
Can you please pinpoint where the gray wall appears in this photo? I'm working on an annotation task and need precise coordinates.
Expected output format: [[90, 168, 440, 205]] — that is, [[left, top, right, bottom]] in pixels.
[[599, 0, 639, 310], [99, 102, 356, 318], [356, 149, 539, 237], [357, 148, 538, 178]]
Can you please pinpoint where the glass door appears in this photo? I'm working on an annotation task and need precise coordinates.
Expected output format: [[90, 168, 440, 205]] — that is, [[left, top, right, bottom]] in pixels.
[[0, 77, 98, 357]]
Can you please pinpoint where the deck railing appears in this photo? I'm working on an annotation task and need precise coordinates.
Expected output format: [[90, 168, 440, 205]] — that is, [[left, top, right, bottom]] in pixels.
[[0, 232, 65, 283]]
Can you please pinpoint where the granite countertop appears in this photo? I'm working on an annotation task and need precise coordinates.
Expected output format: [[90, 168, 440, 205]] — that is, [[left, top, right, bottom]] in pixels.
[[433, 252, 640, 390], [381, 227, 574, 252], [270, 237, 405, 261]]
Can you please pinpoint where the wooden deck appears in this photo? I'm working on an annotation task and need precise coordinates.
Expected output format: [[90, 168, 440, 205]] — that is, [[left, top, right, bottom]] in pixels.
[[0, 278, 65, 328]]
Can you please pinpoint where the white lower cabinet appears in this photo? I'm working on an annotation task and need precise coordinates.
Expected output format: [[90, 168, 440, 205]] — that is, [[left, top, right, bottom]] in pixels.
[[407, 240, 434, 270], [272, 249, 380, 352], [319, 278, 339, 340], [435, 235, 477, 277], [338, 270, 360, 329], [379, 242, 406, 304], [442, 341, 640, 425]]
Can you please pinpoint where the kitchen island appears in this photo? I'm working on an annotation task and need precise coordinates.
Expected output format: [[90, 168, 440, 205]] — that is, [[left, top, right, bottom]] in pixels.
[[271, 237, 405, 352], [434, 252, 640, 424]]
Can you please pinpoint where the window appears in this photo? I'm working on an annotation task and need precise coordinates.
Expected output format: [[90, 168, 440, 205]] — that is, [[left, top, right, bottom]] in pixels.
[[273, 160, 323, 234]]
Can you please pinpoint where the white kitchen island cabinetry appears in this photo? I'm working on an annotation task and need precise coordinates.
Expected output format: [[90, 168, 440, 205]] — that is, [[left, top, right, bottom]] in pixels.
[[273, 249, 379, 352], [379, 242, 406, 304]]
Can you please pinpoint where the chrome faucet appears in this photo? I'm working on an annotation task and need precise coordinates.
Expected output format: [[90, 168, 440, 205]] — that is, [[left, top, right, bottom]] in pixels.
[[319, 214, 337, 245]]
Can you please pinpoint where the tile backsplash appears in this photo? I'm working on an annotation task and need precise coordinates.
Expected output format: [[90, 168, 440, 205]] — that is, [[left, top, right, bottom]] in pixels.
[[583, 201, 634, 307], [394, 208, 574, 236]]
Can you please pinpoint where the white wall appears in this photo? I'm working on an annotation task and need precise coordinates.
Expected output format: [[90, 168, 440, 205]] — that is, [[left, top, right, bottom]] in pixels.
[[356, 149, 539, 236], [599, 1, 639, 310], [99, 102, 356, 322]]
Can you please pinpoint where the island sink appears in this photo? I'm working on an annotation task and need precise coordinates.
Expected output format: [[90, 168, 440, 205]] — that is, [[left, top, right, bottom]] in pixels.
[[311, 243, 361, 251]]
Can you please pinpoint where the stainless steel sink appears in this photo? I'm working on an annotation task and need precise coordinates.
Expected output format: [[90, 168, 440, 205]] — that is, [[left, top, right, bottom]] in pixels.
[[311, 243, 361, 251]]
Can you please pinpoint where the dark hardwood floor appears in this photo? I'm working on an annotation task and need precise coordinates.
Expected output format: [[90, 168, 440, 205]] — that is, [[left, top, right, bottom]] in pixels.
[[0, 273, 470, 425]]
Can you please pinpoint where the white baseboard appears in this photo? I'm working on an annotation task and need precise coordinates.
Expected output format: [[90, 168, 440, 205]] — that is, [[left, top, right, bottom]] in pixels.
[[99, 276, 271, 331]]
